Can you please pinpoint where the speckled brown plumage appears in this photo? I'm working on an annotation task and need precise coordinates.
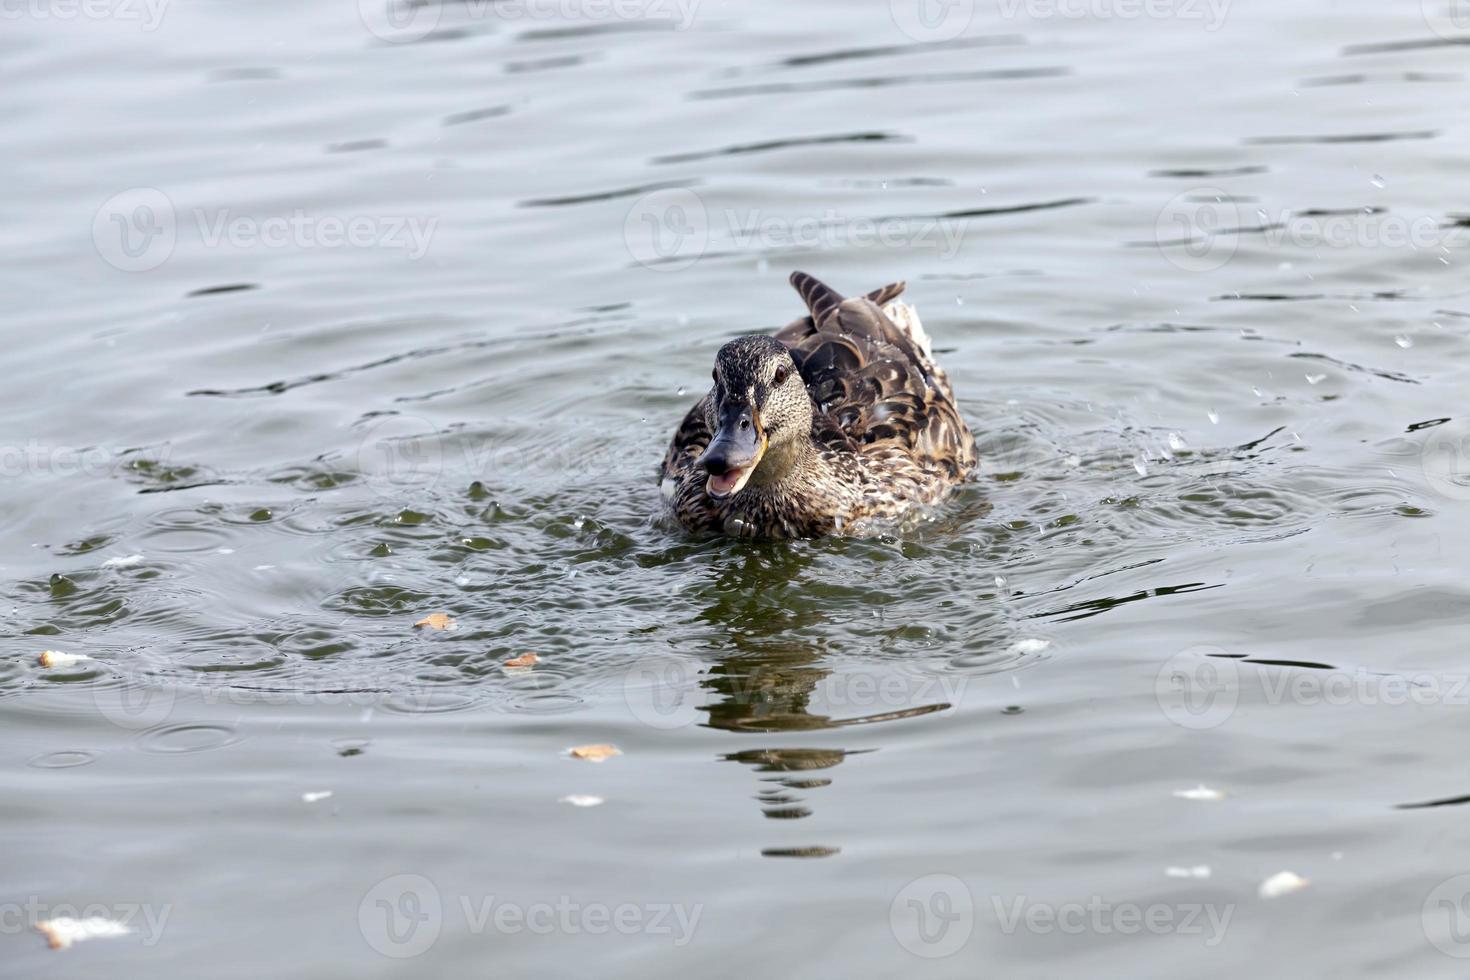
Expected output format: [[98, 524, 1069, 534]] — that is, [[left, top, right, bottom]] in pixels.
[[660, 271, 978, 538]]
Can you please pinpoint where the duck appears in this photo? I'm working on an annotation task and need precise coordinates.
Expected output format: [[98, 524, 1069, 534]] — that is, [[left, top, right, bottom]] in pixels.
[[660, 271, 978, 538]]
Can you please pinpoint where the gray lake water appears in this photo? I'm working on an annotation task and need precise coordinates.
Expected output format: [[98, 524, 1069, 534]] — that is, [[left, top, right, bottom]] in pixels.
[[6, 0, 1470, 975]]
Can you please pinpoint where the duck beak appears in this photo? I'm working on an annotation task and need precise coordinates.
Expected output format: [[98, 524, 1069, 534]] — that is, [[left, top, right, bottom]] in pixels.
[[697, 403, 766, 499]]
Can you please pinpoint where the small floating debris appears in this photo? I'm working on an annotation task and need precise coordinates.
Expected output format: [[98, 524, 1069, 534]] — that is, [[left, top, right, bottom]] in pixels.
[[560, 794, 605, 807], [38, 650, 91, 669], [760, 846, 840, 859], [414, 613, 456, 631], [1258, 870, 1309, 898], [567, 744, 621, 762], [1165, 865, 1213, 879], [1008, 638, 1050, 656], [101, 554, 144, 568], [36, 916, 132, 950], [301, 790, 333, 804], [504, 652, 540, 669], [1173, 785, 1225, 801]]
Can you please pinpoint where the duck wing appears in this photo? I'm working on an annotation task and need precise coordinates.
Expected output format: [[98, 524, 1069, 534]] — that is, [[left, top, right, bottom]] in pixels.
[[775, 271, 976, 477], [660, 391, 712, 481]]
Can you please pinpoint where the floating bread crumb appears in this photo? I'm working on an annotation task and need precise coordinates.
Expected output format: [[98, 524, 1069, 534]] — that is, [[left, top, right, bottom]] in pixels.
[[1258, 871, 1309, 899], [568, 744, 621, 762], [414, 613, 455, 631], [36, 916, 131, 950], [39, 650, 91, 669]]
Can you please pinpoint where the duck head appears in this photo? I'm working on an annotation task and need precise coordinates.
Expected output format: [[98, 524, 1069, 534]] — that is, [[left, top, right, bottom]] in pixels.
[[698, 336, 813, 500]]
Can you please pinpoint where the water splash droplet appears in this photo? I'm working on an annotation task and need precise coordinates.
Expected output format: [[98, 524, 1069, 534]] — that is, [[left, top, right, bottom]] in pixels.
[[676, 386, 686, 396], [1132, 456, 1149, 477], [1395, 334, 1413, 349], [1305, 373, 1326, 385], [1371, 174, 1386, 189], [1207, 410, 1220, 424], [1167, 432, 1188, 451]]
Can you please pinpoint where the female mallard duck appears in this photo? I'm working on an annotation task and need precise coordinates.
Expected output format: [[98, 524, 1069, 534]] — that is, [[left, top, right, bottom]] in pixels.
[[661, 271, 977, 538]]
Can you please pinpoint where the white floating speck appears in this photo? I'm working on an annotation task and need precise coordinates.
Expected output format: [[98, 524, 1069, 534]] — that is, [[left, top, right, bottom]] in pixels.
[[36, 916, 132, 950], [217, 548, 235, 554], [38, 650, 91, 669], [301, 790, 333, 804], [1008, 639, 1050, 656], [1165, 865, 1212, 879], [1395, 334, 1413, 349], [1207, 410, 1220, 424], [1370, 174, 1386, 189], [101, 554, 143, 568], [1258, 870, 1309, 898], [1132, 455, 1148, 477], [560, 794, 605, 807], [1173, 785, 1225, 801], [1305, 373, 1326, 385]]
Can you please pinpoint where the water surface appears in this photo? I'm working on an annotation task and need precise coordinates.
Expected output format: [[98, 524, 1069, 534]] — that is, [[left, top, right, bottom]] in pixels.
[[6, 0, 1470, 975]]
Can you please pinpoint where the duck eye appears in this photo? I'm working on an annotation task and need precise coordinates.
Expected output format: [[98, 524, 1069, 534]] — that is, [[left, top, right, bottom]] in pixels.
[[773, 366, 790, 386]]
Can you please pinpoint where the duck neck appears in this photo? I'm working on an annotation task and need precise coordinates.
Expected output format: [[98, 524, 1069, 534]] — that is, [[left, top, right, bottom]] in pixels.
[[748, 434, 826, 492]]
